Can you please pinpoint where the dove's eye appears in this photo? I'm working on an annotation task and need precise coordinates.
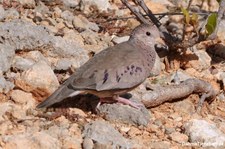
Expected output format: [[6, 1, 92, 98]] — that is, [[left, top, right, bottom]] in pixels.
[[146, 32, 151, 36]]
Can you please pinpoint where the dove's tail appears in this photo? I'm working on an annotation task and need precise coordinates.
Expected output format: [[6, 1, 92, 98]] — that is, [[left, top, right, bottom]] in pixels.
[[36, 84, 82, 108]]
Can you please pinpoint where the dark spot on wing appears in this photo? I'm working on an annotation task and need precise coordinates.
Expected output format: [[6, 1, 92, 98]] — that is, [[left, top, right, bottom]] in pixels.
[[130, 71, 133, 75], [116, 72, 121, 82], [127, 66, 130, 70], [135, 66, 142, 72], [89, 70, 98, 79], [116, 76, 121, 82], [102, 69, 109, 84], [89, 73, 95, 79]]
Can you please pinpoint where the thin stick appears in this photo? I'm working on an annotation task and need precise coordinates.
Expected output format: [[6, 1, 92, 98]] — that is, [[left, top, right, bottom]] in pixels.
[[103, 12, 212, 23], [121, 0, 150, 24], [134, 0, 161, 27]]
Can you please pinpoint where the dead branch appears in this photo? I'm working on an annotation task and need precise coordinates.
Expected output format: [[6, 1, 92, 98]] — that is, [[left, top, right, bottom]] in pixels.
[[121, 0, 150, 24], [106, 12, 211, 22], [141, 78, 216, 111]]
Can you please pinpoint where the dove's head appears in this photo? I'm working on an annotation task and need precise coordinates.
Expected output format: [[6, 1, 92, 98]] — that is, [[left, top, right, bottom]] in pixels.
[[130, 24, 161, 46]]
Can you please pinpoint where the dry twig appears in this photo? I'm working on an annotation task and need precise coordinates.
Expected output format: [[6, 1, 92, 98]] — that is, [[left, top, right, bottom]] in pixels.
[[142, 78, 216, 112]]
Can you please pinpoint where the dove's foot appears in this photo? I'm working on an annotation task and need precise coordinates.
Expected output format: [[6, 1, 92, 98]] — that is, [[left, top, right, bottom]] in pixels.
[[113, 96, 143, 109], [96, 96, 143, 110]]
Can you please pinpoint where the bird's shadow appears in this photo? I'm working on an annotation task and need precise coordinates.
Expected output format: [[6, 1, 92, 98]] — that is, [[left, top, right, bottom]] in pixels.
[[50, 93, 133, 113]]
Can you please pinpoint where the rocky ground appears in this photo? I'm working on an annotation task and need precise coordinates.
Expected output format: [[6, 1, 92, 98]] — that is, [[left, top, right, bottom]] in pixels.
[[0, 0, 225, 148]]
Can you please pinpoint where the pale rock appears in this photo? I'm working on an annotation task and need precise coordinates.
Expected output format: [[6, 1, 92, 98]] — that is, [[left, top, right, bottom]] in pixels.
[[170, 69, 192, 83], [35, 1, 49, 13], [20, 60, 59, 93], [80, 30, 99, 45], [63, 137, 82, 149], [10, 90, 36, 108], [61, 0, 80, 8], [69, 123, 83, 138], [61, 10, 74, 24], [4, 8, 20, 20], [12, 56, 35, 71], [43, 122, 82, 149], [73, 16, 87, 30], [146, 1, 169, 13], [52, 36, 89, 67], [55, 58, 72, 71], [0, 44, 15, 73], [53, 7, 62, 18], [0, 102, 26, 120], [19, 0, 36, 8], [68, 108, 87, 117], [218, 20, 225, 41], [83, 137, 94, 149], [0, 19, 89, 67], [215, 71, 225, 90], [82, 120, 132, 148], [44, 124, 69, 139], [184, 119, 225, 148], [169, 132, 189, 143], [26, 51, 49, 63], [11, 106, 27, 120], [81, 0, 111, 13], [0, 77, 14, 93], [0, 102, 14, 121], [0, 5, 5, 21], [98, 101, 150, 126], [63, 29, 84, 46], [44, 25, 58, 34], [120, 126, 131, 133], [73, 15, 99, 32], [0, 19, 52, 50], [0, 120, 13, 135], [2, 132, 61, 149], [184, 50, 211, 71]]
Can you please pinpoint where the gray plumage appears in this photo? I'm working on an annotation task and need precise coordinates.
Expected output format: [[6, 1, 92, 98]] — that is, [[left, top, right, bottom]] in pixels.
[[37, 24, 160, 108]]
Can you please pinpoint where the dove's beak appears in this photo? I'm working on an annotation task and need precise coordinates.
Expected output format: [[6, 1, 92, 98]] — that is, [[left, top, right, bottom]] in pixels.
[[155, 37, 165, 45], [154, 37, 168, 55], [155, 37, 164, 45]]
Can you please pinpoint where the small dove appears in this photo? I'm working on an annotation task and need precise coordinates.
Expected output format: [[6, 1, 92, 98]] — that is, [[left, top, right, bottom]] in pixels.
[[37, 24, 161, 109]]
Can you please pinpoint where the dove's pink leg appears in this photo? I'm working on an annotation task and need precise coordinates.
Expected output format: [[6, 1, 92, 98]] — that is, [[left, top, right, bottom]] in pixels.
[[113, 95, 143, 109], [96, 96, 143, 109]]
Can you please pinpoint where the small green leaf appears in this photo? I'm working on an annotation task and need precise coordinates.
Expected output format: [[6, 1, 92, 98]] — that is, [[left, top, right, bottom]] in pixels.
[[181, 7, 190, 24], [191, 13, 198, 25], [206, 13, 217, 35]]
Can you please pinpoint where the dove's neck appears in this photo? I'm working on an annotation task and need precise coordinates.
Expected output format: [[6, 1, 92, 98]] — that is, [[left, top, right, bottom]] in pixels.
[[129, 38, 157, 72], [129, 38, 156, 52]]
